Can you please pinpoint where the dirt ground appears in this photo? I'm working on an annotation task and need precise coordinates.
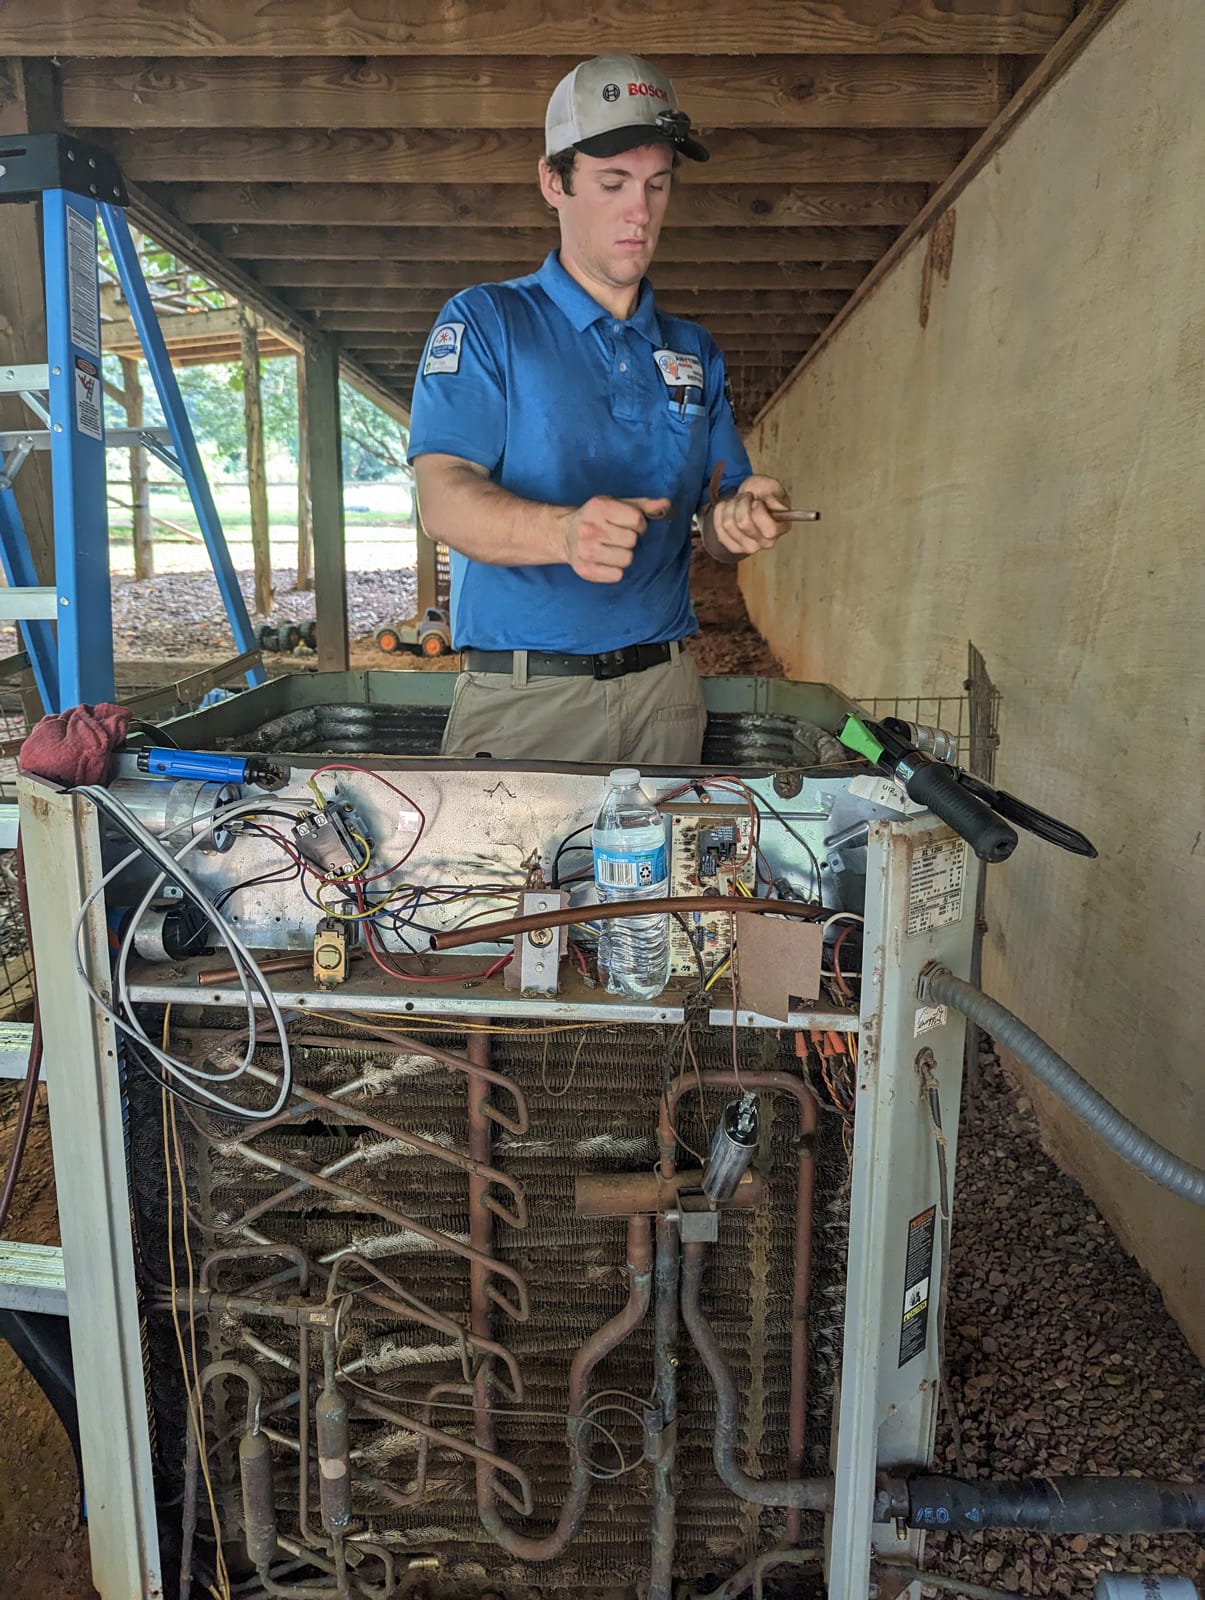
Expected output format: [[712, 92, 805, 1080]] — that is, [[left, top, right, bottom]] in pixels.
[[1, 563, 1201, 1599]]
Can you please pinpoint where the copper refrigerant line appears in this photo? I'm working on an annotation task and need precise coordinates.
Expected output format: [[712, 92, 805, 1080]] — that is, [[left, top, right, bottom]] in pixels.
[[169, 1022, 832, 1586], [166, 1025, 536, 1595]]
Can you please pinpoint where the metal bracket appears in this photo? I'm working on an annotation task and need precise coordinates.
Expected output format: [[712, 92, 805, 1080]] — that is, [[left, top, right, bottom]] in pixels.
[[676, 1189, 719, 1243], [0, 436, 35, 491], [0, 132, 128, 207], [508, 889, 568, 996], [0, 365, 49, 396]]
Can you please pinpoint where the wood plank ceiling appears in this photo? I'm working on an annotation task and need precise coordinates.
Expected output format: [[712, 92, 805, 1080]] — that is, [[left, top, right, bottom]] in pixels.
[[4, 2, 1079, 424]]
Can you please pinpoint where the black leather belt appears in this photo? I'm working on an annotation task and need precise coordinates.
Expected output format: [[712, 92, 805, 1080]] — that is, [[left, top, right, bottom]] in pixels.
[[462, 642, 675, 681]]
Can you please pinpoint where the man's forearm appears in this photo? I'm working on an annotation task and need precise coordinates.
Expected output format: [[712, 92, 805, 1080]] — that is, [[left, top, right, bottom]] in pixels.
[[416, 458, 571, 567]]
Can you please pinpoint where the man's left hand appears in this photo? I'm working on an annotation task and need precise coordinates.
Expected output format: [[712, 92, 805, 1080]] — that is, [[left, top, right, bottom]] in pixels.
[[706, 475, 792, 560]]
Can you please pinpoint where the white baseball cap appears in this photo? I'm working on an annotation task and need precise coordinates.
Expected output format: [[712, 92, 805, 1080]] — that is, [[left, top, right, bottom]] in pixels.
[[545, 53, 709, 164]]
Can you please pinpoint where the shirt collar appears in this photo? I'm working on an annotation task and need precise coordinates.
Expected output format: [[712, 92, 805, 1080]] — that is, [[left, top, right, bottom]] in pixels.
[[537, 251, 663, 345]]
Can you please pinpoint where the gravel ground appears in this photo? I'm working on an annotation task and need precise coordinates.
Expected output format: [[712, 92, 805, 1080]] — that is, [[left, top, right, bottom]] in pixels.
[[0, 546, 780, 676], [927, 1043, 1205, 1598]]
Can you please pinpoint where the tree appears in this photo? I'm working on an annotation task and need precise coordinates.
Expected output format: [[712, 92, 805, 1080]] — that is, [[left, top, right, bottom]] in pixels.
[[340, 383, 411, 483]]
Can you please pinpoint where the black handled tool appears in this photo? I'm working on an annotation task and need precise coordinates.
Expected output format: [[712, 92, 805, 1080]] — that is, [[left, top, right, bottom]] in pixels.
[[838, 715, 1097, 864]]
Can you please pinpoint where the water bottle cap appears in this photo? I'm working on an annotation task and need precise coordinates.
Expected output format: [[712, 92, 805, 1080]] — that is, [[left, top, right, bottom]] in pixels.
[[607, 767, 641, 787]]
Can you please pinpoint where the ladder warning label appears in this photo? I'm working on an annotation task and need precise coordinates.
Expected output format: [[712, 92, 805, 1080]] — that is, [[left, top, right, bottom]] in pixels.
[[66, 207, 100, 357], [906, 837, 967, 937], [74, 357, 102, 442], [898, 1204, 936, 1367]]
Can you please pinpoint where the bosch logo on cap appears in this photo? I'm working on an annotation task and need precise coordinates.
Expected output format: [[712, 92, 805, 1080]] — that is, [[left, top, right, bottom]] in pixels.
[[629, 81, 669, 100], [602, 82, 620, 102]]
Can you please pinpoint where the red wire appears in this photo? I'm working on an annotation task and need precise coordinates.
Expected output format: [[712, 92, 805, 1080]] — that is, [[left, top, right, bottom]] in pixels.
[[306, 762, 427, 884], [358, 887, 510, 985]]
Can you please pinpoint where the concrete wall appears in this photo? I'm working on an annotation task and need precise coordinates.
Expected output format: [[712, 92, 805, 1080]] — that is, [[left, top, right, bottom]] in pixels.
[[740, 0, 1205, 1350]]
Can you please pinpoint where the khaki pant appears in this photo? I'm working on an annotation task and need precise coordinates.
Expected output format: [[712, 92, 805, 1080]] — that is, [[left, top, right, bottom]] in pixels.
[[440, 644, 707, 764]]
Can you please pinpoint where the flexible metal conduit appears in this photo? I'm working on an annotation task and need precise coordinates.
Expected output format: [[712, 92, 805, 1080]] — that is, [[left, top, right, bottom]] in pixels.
[[921, 966, 1205, 1206], [680, 1239, 834, 1512]]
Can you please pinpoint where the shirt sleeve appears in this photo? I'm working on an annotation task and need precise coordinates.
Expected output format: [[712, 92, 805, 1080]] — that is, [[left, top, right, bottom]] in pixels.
[[698, 337, 753, 512], [406, 288, 507, 473]]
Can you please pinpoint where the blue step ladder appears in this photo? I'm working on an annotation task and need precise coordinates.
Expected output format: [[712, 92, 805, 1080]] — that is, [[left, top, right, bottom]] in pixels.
[[0, 131, 265, 712]]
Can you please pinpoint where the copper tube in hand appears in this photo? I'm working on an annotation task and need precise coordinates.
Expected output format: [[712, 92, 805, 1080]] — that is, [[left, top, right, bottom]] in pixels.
[[770, 508, 821, 523]]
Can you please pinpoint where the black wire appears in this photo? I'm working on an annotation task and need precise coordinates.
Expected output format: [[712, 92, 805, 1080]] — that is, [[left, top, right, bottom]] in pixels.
[[671, 910, 707, 990], [756, 793, 825, 900], [550, 824, 593, 888]]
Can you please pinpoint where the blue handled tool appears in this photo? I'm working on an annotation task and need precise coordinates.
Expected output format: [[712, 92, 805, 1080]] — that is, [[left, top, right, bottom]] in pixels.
[[136, 748, 287, 791]]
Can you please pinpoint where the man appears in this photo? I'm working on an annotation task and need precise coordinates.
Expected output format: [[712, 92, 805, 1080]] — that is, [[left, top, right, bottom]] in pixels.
[[408, 52, 795, 763]]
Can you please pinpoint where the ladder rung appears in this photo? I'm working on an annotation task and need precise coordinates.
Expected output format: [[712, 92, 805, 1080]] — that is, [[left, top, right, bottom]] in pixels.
[[0, 426, 173, 452], [0, 587, 58, 620], [0, 1240, 67, 1316], [0, 364, 49, 396]]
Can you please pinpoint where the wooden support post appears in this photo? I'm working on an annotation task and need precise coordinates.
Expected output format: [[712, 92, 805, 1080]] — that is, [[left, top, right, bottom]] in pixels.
[[295, 350, 313, 591], [118, 355, 153, 579], [302, 332, 346, 671], [415, 507, 439, 618], [239, 307, 273, 616]]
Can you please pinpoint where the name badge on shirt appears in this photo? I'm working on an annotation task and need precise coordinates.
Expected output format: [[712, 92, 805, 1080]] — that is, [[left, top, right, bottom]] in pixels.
[[424, 321, 465, 375], [653, 349, 705, 390]]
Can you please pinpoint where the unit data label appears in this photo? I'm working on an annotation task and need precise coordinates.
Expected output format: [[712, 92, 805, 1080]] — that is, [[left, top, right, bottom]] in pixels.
[[906, 837, 968, 937], [66, 206, 100, 357], [899, 1204, 936, 1367]]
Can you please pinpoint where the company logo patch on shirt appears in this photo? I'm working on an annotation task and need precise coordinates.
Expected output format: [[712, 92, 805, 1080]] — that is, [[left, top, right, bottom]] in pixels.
[[653, 348, 705, 390], [424, 321, 465, 375]]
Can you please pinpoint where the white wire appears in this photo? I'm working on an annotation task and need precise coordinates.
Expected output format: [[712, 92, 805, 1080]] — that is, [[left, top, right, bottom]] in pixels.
[[821, 912, 865, 935], [72, 788, 311, 1119]]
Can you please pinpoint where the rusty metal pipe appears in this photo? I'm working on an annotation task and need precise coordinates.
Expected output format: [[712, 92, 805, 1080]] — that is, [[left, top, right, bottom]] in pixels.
[[477, 1212, 654, 1560], [431, 893, 821, 950], [221, 1139, 530, 1320], [575, 1166, 765, 1216], [681, 1240, 832, 1511], [179, 1019, 529, 1134], [661, 1068, 817, 1535], [229, 1065, 528, 1229], [649, 1213, 680, 1600]]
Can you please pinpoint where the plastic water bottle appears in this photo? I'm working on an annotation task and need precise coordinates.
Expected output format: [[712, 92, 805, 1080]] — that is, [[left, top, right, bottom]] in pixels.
[[592, 768, 670, 1001]]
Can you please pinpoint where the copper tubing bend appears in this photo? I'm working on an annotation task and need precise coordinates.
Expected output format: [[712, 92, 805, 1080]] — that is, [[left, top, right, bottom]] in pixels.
[[476, 1212, 654, 1560], [430, 894, 820, 951]]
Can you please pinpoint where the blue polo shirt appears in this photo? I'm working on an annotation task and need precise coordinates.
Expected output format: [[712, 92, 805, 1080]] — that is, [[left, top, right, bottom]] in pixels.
[[406, 251, 752, 653]]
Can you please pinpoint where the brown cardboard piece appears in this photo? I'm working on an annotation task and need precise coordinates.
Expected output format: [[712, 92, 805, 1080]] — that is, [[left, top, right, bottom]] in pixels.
[[735, 916, 825, 1022]]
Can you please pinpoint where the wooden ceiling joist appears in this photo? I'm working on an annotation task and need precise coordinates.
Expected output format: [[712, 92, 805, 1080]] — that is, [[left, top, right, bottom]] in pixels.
[[285, 289, 853, 317], [220, 226, 894, 263], [103, 127, 971, 186], [60, 54, 1011, 130], [251, 261, 874, 292], [8, 0, 1082, 422], [169, 181, 927, 230], [1, 2, 1075, 57]]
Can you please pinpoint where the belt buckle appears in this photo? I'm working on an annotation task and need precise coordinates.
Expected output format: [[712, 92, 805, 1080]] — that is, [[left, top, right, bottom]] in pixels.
[[592, 648, 630, 681]]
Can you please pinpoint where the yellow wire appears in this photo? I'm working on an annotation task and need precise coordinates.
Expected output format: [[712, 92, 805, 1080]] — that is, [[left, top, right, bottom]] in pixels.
[[703, 954, 733, 993], [161, 1007, 231, 1600], [307, 1008, 619, 1039]]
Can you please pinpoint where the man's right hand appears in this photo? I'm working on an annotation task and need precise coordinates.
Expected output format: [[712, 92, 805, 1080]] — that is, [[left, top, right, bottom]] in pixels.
[[560, 495, 671, 584]]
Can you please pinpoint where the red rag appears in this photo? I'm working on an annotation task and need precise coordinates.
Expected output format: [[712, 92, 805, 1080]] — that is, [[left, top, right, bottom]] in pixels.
[[18, 701, 132, 788]]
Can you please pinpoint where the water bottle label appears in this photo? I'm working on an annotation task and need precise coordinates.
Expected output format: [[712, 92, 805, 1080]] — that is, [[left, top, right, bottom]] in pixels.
[[594, 844, 667, 891]]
